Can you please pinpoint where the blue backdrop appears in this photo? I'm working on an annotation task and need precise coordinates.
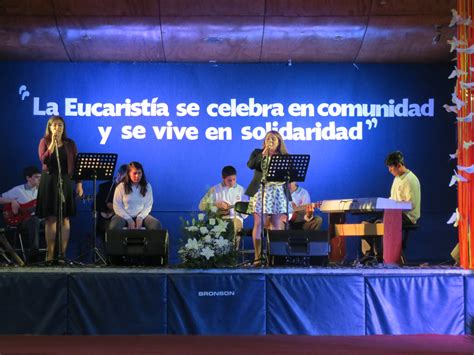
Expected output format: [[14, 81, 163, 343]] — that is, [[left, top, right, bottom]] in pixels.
[[0, 62, 457, 263]]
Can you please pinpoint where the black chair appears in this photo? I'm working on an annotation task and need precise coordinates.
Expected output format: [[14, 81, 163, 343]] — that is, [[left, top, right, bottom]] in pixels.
[[5, 226, 26, 262], [0, 227, 25, 266], [400, 224, 419, 265], [233, 202, 254, 261], [234, 201, 250, 215]]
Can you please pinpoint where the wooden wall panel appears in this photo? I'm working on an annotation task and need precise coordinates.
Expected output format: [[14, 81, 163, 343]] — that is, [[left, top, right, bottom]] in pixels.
[[53, 0, 160, 16], [370, 0, 456, 16], [160, 0, 265, 16], [266, 0, 371, 16], [262, 16, 366, 62], [58, 17, 164, 61], [162, 16, 263, 62], [0, 0, 54, 15], [0, 0, 455, 62], [0, 16, 68, 60], [357, 15, 455, 63]]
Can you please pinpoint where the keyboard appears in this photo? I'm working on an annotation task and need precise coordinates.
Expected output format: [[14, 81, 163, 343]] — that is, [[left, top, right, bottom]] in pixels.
[[319, 197, 412, 213]]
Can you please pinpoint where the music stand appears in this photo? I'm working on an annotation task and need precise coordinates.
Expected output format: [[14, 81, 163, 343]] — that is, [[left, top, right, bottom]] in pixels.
[[73, 153, 117, 264], [262, 154, 310, 264], [266, 154, 310, 184]]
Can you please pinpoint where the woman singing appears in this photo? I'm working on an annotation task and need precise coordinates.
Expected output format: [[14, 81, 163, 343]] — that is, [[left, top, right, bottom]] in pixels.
[[110, 161, 161, 230], [36, 115, 83, 262], [246, 131, 290, 265]]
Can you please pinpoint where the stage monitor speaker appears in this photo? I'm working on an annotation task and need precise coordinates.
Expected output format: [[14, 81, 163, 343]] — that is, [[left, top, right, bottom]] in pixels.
[[267, 229, 329, 266], [105, 229, 168, 266]]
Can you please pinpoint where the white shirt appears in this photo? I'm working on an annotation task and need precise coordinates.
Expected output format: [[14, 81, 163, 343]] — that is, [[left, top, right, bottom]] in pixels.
[[199, 183, 247, 221], [2, 184, 37, 204], [113, 182, 153, 221], [290, 185, 312, 223], [390, 170, 421, 224]]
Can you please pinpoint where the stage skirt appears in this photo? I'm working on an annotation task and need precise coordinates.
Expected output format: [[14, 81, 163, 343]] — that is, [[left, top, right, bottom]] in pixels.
[[248, 182, 292, 215], [36, 171, 76, 218]]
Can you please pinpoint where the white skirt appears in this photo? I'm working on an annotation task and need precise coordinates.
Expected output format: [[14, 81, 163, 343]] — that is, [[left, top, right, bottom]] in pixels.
[[248, 182, 292, 215]]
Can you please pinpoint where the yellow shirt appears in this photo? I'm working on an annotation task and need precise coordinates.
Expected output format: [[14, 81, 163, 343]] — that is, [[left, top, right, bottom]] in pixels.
[[390, 170, 421, 224]]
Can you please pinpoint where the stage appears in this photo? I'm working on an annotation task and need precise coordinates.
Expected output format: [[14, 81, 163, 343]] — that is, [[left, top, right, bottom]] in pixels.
[[0, 266, 472, 336], [0, 334, 472, 354]]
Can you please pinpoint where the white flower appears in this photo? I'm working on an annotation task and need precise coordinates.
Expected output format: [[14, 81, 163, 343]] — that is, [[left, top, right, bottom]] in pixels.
[[210, 206, 218, 213], [180, 209, 236, 267], [212, 220, 228, 234], [215, 236, 229, 248], [200, 246, 215, 260], [185, 238, 199, 250]]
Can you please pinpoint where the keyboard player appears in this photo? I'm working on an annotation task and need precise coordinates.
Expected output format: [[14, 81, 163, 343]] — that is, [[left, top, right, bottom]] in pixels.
[[362, 151, 421, 260]]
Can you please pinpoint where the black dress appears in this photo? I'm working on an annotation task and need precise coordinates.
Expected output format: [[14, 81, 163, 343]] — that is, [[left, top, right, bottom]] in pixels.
[[36, 145, 76, 218]]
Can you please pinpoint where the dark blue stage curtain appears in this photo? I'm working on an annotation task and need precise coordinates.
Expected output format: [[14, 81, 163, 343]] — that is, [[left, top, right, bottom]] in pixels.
[[466, 276, 474, 334], [365, 275, 465, 335], [68, 272, 167, 334], [0, 272, 67, 334], [266, 274, 365, 335], [167, 273, 265, 334]]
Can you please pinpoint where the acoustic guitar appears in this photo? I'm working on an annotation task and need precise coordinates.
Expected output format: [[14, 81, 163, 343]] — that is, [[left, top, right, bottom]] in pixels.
[[291, 201, 322, 213], [2, 199, 37, 226], [289, 201, 322, 222]]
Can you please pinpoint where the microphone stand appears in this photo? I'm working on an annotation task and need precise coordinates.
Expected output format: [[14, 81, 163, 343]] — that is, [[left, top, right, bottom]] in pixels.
[[284, 173, 291, 231], [54, 138, 65, 262], [258, 152, 270, 267], [259, 165, 266, 266]]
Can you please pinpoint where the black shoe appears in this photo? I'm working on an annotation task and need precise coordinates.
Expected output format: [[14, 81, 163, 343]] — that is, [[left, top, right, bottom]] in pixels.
[[44, 260, 54, 267], [359, 253, 373, 262], [359, 253, 378, 266]]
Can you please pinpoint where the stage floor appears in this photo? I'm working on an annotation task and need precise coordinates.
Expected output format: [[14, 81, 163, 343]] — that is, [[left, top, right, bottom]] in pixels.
[[0, 265, 472, 336], [0, 334, 472, 354], [0, 264, 468, 274]]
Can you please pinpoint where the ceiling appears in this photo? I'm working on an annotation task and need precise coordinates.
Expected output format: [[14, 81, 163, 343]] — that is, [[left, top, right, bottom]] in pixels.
[[0, 0, 456, 63]]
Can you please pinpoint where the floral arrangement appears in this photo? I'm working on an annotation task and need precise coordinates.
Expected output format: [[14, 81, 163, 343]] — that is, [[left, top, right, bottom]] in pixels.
[[178, 201, 236, 268]]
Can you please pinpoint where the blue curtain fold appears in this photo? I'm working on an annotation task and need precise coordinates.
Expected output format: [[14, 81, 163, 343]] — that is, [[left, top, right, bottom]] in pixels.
[[366, 275, 465, 335], [167, 273, 266, 334], [267, 274, 365, 335], [465, 276, 474, 334], [0, 273, 67, 334], [68, 272, 167, 334]]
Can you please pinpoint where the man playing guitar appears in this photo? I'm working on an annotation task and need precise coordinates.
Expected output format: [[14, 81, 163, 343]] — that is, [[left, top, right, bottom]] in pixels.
[[286, 182, 323, 231], [0, 166, 42, 263]]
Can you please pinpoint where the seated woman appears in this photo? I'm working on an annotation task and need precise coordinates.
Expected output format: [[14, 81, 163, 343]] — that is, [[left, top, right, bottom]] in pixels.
[[110, 161, 161, 230]]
